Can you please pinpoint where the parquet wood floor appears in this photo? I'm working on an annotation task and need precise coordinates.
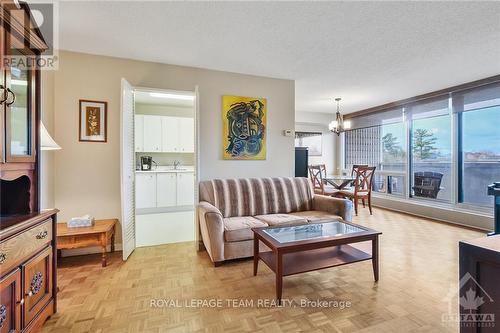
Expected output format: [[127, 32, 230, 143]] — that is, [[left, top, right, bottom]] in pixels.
[[42, 208, 485, 333]]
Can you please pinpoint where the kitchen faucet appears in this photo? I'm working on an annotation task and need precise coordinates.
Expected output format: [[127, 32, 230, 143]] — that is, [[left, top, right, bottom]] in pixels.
[[173, 160, 181, 169]]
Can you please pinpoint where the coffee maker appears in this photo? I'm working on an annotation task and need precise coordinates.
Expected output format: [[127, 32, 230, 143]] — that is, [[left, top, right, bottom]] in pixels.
[[140, 156, 155, 171]]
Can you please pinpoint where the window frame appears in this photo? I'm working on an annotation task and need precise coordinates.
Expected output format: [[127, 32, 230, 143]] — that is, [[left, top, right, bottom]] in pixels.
[[341, 77, 500, 214]]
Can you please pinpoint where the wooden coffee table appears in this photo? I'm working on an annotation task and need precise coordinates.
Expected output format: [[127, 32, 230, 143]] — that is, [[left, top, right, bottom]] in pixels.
[[252, 220, 381, 303]]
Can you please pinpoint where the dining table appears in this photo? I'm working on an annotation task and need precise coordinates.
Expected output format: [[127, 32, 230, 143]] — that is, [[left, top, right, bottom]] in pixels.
[[324, 175, 356, 190]]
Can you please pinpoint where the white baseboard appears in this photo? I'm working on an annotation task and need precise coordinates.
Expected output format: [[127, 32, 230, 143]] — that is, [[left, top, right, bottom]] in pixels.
[[60, 243, 122, 257]]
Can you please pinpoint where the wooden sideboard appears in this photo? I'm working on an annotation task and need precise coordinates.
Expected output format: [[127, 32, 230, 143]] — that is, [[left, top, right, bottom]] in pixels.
[[459, 235, 500, 333], [1, 2, 56, 332], [0, 210, 58, 333]]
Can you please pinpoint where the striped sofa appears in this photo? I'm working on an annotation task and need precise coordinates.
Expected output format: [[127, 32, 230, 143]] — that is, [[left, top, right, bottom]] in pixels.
[[198, 177, 353, 266]]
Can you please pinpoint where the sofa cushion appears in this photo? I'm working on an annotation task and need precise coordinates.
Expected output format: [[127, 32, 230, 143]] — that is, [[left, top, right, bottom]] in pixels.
[[223, 216, 268, 242], [289, 210, 343, 223], [254, 214, 308, 227], [199, 177, 314, 218]]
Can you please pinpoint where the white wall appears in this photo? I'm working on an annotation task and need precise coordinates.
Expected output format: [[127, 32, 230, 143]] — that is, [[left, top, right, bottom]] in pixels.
[[42, 51, 295, 243], [295, 111, 336, 174]]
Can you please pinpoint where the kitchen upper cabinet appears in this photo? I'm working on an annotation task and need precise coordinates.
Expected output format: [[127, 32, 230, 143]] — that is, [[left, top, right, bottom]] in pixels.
[[139, 115, 194, 153], [178, 117, 194, 153], [143, 115, 162, 152], [161, 116, 178, 152], [156, 173, 177, 207], [177, 172, 195, 206], [134, 115, 144, 152], [135, 173, 156, 209]]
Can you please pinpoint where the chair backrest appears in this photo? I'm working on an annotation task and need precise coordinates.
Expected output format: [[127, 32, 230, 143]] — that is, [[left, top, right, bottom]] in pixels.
[[351, 164, 368, 177], [308, 164, 325, 193], [353, 166, 376, 195], [413, 172, 443, 199]]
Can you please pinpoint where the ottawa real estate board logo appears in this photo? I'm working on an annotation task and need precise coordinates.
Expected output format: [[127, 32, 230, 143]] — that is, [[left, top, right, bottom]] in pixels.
[[442, 272, 495, 329], [1, 1, 58, 70]]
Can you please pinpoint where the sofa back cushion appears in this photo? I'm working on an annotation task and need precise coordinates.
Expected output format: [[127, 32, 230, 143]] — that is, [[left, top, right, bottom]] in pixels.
[[199, 177, 313, 218]]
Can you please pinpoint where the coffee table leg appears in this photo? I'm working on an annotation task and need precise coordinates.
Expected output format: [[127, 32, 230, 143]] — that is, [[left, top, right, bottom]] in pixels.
[[253, 236, 259, 276], [372, 236, 379, 281], [276, 251, 283, 304]]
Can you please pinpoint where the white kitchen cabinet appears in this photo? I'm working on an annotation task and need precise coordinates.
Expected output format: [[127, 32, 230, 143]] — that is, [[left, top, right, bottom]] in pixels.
[[178, 117, 194, 153], [143, 115, 162, 152], [135, 173, 157, 209], [161, 116, 179, 152], [176, 172, 195, 206], [134, 114, 144, 152], [156, 173, 177, 207]]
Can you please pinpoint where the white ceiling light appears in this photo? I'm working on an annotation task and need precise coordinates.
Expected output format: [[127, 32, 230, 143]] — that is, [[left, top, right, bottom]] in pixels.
[[328, 98, 351, 136], [149, 92, 194, 100]]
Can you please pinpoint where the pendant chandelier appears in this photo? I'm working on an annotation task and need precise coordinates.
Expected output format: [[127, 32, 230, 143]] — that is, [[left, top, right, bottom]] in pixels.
[[328, 97, 351, 135]]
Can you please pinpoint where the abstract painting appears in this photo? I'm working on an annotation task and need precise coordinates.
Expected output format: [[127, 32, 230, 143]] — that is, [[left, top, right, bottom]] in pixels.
[[222, 96, 266, 160], [79, 100, 107, 142]]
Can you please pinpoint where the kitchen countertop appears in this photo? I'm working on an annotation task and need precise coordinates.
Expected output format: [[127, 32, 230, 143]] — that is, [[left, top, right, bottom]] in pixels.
[[135, 166, 194, 173]]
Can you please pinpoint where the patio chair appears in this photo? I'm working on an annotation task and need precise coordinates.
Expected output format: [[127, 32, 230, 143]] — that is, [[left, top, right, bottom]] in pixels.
[[412, 172, 443, 199]]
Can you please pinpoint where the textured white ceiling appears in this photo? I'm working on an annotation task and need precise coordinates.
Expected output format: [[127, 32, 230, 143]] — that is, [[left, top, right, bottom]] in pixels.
[[58, 1, 500, 114]]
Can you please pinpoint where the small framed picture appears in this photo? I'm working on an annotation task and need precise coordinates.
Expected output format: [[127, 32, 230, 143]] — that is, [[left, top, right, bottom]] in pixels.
[[79, 100, 107, 142]]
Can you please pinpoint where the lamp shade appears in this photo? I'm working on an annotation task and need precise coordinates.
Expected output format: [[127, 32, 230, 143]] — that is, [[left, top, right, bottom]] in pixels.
[[40, 122, 61, 150]]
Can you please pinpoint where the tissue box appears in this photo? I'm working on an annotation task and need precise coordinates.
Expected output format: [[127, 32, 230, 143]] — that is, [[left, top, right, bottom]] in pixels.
[[68, 215, 95, 228]]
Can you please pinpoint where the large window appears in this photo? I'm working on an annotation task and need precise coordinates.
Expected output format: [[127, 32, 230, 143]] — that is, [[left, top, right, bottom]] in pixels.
[[409, 99, 451, 202], [343, 79, 500, 211], [458, 85, 500, 207]]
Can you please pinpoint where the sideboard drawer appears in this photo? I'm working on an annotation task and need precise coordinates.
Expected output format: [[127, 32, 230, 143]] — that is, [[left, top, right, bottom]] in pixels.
[[0, 220, 52, 274]]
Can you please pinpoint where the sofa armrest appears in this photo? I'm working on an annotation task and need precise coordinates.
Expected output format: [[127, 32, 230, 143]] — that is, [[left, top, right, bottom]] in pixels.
[[312, 195, 353, 222], [198, 201, 225, 263]]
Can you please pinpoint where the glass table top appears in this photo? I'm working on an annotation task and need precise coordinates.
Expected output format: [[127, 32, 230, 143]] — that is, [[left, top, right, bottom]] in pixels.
[[324, 175, 355, 181], [263, 221, 365, 244]]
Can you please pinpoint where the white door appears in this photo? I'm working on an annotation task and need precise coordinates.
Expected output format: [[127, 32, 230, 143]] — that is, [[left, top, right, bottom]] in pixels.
[[135, 173, 157, 208], [177, 172, 195, 206], [143, 115, 162, 152], [178, 117, 194, 153], [161, 116, 179, 152], [134, 115, 144, 152], [120, 78, 136, 260], [156, 173, 177, 207]]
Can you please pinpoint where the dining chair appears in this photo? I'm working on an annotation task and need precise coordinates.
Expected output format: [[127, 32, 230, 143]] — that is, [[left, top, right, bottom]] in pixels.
[[336, 166, 376, 215], [351, 164, 368, 177], [308, 164, 336, 196]]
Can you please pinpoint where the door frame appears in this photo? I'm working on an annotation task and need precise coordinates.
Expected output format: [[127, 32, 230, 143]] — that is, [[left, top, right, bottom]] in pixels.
[[132, 85, 200, 249]]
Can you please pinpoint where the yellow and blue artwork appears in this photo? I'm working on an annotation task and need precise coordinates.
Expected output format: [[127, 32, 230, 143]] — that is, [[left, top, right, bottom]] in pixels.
[[222, 95, 267, 160]]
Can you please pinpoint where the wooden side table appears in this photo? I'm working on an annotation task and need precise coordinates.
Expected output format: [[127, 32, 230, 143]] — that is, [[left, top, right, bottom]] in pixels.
[[57, 219, 117, 267]]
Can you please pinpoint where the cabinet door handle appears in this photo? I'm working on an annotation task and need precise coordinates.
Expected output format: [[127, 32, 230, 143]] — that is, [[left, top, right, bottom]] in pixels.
[[0, 85, 7, 104], [5, 88, 16, 106], [36, 230, 48, 239], [17, 298, 24, 305], [0, 253, 6, 264]]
